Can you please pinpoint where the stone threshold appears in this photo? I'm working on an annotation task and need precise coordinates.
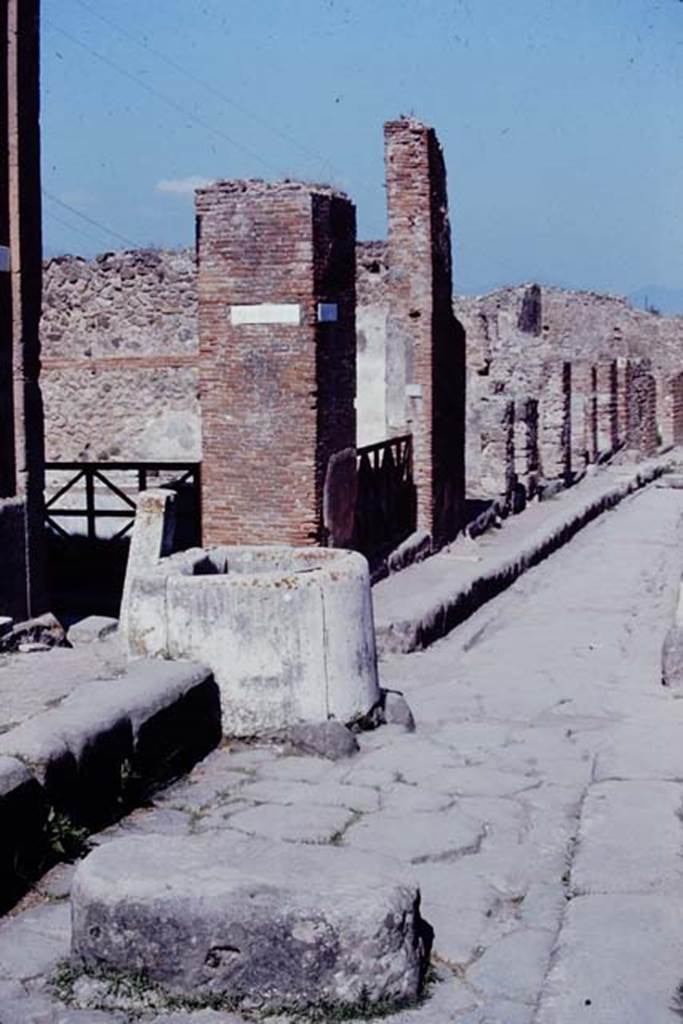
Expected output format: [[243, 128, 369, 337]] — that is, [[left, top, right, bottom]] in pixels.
[[374, 454, 676, 656]]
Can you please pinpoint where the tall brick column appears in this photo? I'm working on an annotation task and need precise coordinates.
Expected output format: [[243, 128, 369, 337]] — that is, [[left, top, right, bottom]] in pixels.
[[384, 118, 466, 547], [196, 180, 356, 546], [0, 0, 45, 618]]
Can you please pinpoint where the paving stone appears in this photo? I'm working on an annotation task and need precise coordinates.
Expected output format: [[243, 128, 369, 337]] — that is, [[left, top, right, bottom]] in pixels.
[[536, 893, 683, 1023], [344, 806, 485, 864], [466, 928, 552, 1003], [225, 801, 356, 844], [238, 777, 381, 813], [571, 780, 683, 895], [594, 712, 683, 781], [0, 903, 70, 980]]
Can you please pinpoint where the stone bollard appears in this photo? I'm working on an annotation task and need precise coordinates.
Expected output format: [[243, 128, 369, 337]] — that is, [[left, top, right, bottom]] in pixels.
[[71, 834, 432, 1015]]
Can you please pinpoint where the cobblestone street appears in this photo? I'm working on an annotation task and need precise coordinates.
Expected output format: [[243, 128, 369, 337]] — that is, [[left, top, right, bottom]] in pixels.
[[0, 483, 681, 1023]]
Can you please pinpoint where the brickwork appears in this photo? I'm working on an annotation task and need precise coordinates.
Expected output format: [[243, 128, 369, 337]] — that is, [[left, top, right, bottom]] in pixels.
[[539, 362, 572, 481], [668, 372, 683, 447], [624, 360, 658, 457], [196, 180, 356, 546], [384, 118, 465, 546], [478, 396, 514, 500], [596, 359, 618, 455], [0, 0, 45, 616], [570, 361, 592, 472], [515, 398, 539, 495]]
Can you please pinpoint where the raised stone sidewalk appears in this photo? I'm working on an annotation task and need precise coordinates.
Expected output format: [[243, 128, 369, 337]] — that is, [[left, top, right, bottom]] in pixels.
[[374, 455, 673, 655]]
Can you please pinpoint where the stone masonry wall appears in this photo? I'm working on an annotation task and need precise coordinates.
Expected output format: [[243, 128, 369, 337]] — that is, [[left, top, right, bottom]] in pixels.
[[196, 179, 356, 546], [40, 249, 199, 461]]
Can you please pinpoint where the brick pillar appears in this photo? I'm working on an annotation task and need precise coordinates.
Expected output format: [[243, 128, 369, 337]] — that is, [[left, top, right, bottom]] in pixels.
[[616, 357, 630, 446], [596, 359, 618, 455], [514, 397, 539, 495], [479, 395, 514, 500], [540, 362, 571, 481], [669, 372, 683, 447], [196, 180, 356, 546], [384, 117, 466, 547], [570, 361, 593, 471], [624, 359, 658, 458], [0, 0, 45, 617]]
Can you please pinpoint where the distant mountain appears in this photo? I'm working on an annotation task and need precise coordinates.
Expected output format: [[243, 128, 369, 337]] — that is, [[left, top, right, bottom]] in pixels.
[[628, 287, 683, 317]]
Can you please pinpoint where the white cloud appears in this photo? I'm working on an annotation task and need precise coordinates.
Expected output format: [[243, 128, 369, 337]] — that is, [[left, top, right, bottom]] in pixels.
[[155, 175, 215, 196]]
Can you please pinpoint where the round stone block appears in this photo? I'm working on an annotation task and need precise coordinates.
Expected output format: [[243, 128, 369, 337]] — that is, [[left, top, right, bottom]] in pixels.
[[71, 834, 431, 1013]]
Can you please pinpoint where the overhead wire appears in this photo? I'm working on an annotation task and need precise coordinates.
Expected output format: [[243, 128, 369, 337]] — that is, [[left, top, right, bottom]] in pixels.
[[70, 0, 336, 180], [43, 189, 142, 248], [44, 207, 113, 249], [44, 18, 284, 176]]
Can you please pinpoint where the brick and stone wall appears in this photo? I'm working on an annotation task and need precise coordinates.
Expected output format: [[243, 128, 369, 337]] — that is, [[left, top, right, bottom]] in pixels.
[[196, 179, 356, 546], [356, 242, 388, 447], [384, 117, 466, 546], [41, 249, 199, 461]]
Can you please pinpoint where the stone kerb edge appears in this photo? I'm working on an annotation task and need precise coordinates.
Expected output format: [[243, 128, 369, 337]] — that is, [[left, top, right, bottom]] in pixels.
[[0, 660, 219, 908], [376, 459, 671, 655]]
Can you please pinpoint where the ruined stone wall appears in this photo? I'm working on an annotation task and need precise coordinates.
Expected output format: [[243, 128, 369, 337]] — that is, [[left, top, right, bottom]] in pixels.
[[40, 249, 200, 461], [454, 284, 682, 492], [196, 180, 356, 547]]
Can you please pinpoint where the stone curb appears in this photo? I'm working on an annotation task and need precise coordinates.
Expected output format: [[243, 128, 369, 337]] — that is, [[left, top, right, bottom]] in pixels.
[[374, 458, 672, 655], [0, 660, 220, 909]]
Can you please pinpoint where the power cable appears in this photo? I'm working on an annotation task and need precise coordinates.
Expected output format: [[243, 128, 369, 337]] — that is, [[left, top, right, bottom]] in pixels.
[[71, 0, 335, 178], [43, 189, 142, 248], [44, 207, 111, 249], [44, 18, 284, 175]]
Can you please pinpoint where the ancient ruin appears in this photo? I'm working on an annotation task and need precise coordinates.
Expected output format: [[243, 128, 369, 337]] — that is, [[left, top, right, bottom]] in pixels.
[[2, 1, 683, 1022], [125, 543, 380, 735]]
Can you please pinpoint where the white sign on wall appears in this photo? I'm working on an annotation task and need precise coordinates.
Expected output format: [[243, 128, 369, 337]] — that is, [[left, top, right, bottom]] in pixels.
[[230, 303, 300, 325], [0, 246, 10, 272]]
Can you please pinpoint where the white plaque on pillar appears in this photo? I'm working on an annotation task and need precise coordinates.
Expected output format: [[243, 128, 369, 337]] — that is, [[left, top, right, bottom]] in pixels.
[[230, 303, 300, 325], [0, 246, 10, 272], [405, 384, 423, 399], [317, 303, 338, 322]]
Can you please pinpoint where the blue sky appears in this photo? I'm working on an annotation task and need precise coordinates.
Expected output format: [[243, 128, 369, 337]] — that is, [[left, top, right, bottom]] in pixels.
[[41, 0, 683, 308]]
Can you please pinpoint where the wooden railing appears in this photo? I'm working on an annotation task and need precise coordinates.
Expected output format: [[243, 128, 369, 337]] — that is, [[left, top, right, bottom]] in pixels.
[[354, 435, 415, 560], [44, 461, 200, 541]]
